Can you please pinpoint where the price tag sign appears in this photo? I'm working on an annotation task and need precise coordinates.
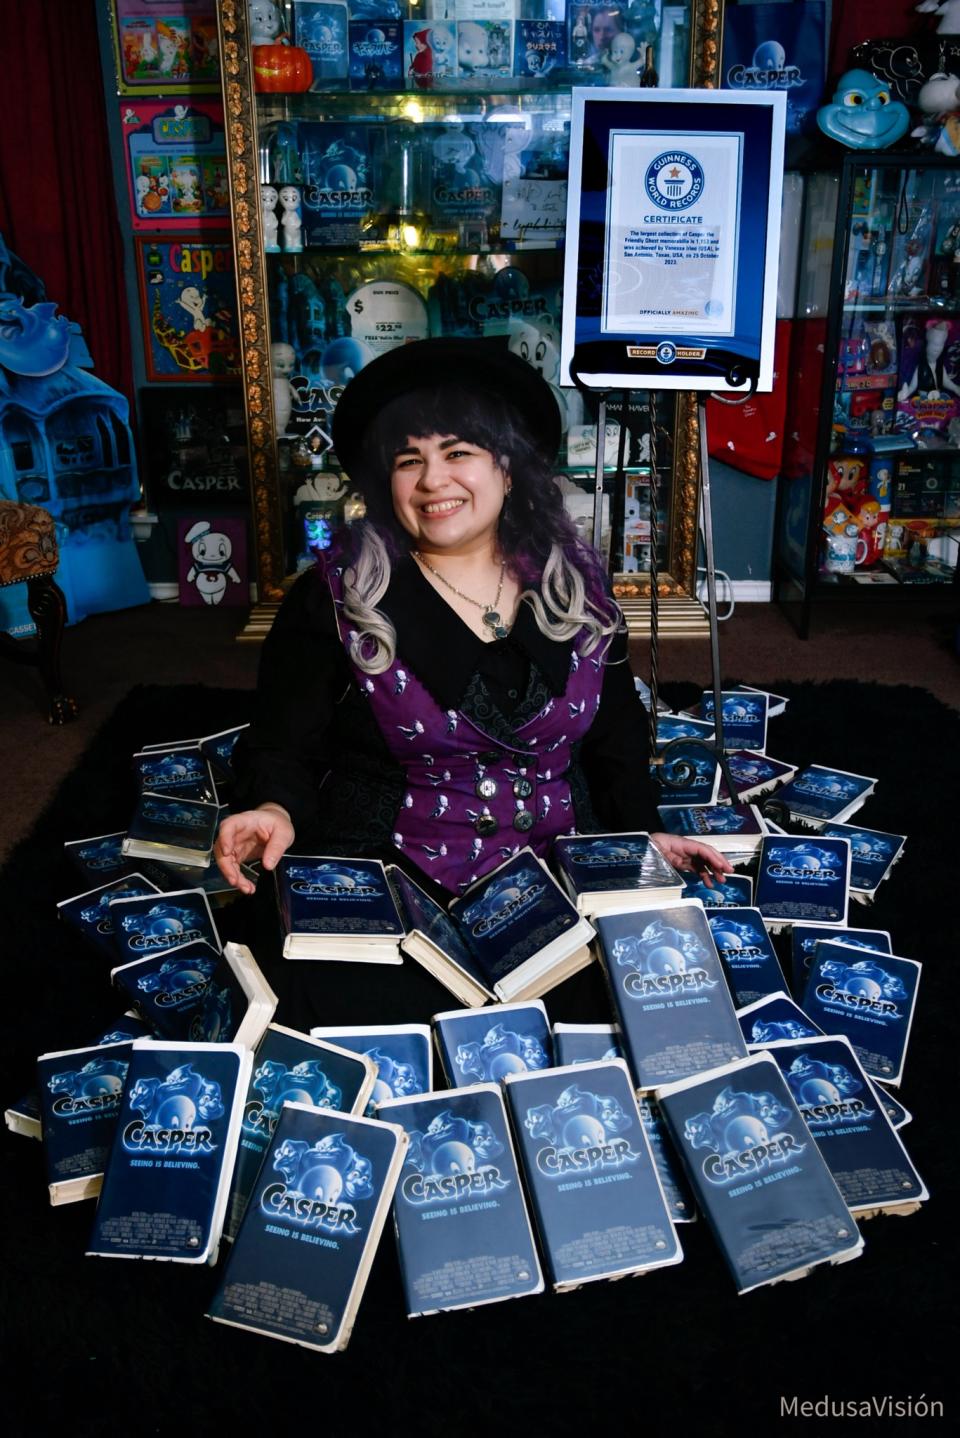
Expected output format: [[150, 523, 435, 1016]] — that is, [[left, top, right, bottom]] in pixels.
[[346, 279, 429, 358]]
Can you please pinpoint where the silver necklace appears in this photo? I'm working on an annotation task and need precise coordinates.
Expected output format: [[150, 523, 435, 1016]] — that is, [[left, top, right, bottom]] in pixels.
[[414, 552, 510, 639]]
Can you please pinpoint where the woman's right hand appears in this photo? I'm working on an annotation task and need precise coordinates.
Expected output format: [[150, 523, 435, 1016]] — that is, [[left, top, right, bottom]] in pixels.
[[214, 803, 295, 895]]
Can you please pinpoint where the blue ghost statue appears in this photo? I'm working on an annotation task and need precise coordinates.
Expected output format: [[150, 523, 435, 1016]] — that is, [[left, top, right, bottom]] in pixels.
[[817, 69, 911, 149]]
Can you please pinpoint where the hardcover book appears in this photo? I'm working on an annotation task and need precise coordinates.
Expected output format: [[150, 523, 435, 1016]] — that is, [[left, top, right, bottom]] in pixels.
[[88, 1039, 252, 1264], [754, 835, 851, 929], [503, 1060, 683, 1289], [111, 938, 276, 1048], [790, 923, 891, 999], [433, 1000, 553, 1088], [109, 887, 221, 964], [57, 875, 161, 962], [737, 991, 824, 1048], [308, 1023, 432, 1111], [552, 1022, 622, 1067], [685, 873, 754, 909], [658, 1053, 863, 1293], [819, 823, 906, 903], [706, 907, 787, 1008], [772, 766, 876, 827], [446, 849, 595, 1003], [716, 751, 798, 804], [275, 856, 405, 962], [801, 942, 920, 1087], [122, 791, 220, 868], [379, 1084, 543, 1316], [765, 1035, 927, 1218], [209, 1103, 407, 1351], [224, 1024, 376, 1242], [657, 804, 766, 858], [37, 1041, 133, 1205], [551, 832, 685, 917], [594, 900, 747, 1091], [132, 747, 216, 802]]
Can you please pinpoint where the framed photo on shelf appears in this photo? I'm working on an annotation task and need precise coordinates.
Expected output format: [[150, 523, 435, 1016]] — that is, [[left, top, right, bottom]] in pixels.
[[135, 237, 240, 383], [121, 100, 230, 230], [561, 88, 786, 394], [111, 1, 221, 95]]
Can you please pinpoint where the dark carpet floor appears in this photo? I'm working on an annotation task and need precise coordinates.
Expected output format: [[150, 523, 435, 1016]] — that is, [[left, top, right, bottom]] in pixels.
[[2, 680, 957, 1436]]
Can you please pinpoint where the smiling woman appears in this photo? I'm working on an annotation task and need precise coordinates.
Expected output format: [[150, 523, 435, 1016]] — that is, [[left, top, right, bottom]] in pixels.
[[214, 337, 730, 910]]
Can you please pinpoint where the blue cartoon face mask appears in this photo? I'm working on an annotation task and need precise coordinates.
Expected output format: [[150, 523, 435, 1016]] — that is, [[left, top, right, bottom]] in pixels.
[[817, 68, 911, 149]]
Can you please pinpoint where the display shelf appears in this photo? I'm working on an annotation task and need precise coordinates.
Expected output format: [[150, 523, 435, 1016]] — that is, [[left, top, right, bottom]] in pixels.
[[216, 0, 721, 604], [775, 152, 960, 635]]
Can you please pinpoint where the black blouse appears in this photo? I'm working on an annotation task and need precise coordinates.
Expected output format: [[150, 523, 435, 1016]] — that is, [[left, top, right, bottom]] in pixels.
[[232, 558, 660, 864]]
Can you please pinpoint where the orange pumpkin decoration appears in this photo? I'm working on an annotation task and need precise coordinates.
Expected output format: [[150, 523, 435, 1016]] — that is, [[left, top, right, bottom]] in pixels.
[[252, 43, 313, 94]]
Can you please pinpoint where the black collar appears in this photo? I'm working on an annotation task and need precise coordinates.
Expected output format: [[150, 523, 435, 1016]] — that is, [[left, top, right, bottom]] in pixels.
[[382, 556, 573, 709]]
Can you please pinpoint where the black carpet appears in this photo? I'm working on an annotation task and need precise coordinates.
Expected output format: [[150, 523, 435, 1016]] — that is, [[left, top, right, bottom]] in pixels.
[[2, 681, 956, 1436]]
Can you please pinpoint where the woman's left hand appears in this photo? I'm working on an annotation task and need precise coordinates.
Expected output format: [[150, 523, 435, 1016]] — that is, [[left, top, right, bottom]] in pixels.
[[649, 832, 733, 887]]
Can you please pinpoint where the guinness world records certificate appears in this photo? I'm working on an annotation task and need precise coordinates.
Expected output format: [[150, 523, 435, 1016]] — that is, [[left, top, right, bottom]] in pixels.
[[561, 90, 786, 394]]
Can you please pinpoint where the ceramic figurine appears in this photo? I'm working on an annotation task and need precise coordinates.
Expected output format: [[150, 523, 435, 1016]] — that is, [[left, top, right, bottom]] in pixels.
[[261, 184, 280, 251], [279, 185, 303, 252]]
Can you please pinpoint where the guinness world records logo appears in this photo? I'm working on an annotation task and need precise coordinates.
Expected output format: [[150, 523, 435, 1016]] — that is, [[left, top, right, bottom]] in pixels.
[[644, 151, 704, 210]]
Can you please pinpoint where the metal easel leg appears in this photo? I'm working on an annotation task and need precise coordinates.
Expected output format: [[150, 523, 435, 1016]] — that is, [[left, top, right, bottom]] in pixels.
[[697, 398, 726, 755], [591, 395, 608, 553]]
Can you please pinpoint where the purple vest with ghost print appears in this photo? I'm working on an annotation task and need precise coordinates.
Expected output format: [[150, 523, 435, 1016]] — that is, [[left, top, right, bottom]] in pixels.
[[326, 569, 604, 895]]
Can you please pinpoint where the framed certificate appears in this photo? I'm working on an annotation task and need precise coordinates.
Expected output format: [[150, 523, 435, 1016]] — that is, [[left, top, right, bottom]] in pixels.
[[561, 89, 786, 394]]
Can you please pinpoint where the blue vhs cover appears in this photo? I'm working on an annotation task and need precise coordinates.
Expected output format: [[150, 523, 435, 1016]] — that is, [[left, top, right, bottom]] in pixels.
[[659, 1053, 862, 1292], [224, 1025, 375, 1242], [124, 792, 220, 856], [638, 1095, 697, 1224], [112, 939, 261, 1044], [790, 923, 891, 998], [57, 874, 161, 961], [109, 887, 220, 964], [595, 901, 747, 1090], [381, 1085, 543, 1315], [449, 850, 582, 987], [388, 864, 495, 1000], [552, 833, 683, 905], [686, 873, 754, 908], [802, 943, 920, 1086], [433, 1001, 553, 1087], [659, 805, 765, 841], [656, 715, 715, 745], [88, 1040, 251, 1264], [707, 907, 786, 1007], [276, 855, 404, 953], [37, 1041, 133, 1203], [737, 992, 824, 1048], [64, 831, 136, 885], [766, 1036, 927, 1216], [717, 750, 797, 802], [209, 1103, 406, 1352], [348, 20, 403, 89], [774, 766, 875, 824], [294, 0, 350, 88], [309, 1023, 431, 1113], [820, 823, 906, 898], [132, 747, 215, 802], [553, 1023, 622, 1067], [754, 836, 851, 927], [652, 740, 719, 806], [699, 691, 768, 753], [198, 723, 248, 781], [504, 1060, 682, 1288], [297, 123, 373, 246]]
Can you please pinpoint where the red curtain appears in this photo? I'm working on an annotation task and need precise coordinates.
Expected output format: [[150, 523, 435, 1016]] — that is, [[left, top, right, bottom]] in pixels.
[[0, 0, 134, 406]]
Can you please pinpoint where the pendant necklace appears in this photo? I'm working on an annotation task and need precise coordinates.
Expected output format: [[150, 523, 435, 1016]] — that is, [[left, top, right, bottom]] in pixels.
[[413, 552, 510, 639]]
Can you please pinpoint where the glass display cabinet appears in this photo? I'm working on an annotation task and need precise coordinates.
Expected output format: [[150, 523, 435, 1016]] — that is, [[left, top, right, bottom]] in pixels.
[[776, 152, 960, 637], [215, 0, 725, 633]]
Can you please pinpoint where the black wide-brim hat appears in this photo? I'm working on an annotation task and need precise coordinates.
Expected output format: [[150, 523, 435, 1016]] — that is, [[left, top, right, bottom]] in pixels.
[[330, 336, 563, 478]]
